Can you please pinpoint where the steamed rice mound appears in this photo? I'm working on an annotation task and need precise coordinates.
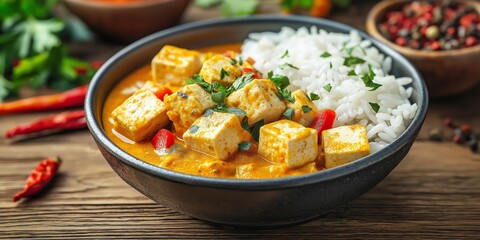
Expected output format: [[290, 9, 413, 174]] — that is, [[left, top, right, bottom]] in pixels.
[[241, 26, 418, 152]]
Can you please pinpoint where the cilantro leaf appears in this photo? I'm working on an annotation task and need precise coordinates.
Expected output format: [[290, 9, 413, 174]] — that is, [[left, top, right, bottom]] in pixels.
[[232, 72, 254, 90], [361, 65, 382, 91], [189, 125, 200, 134], [211, 91, 225, 103], [283, 108, 295, 120], [323, 83, 332, 92], [320, 52, 331, 58], [229, 58, 237, 65], [227, 107, 246, 116], [268, 71, 290, 89], [250, 119, 264, 141], [281, 50, 289, 58], [241, 116, 250, 131], [347, 70, 357, 76], [301, 105, 313, 113], [369, 102, 380, 113], [310, 93, 320, 100], [238, 56, 243, 66], [220, 68, 230, 79], [13, 19, 64, 57], [238, 141, 252, 151], [279, 63, 299, 70], [343, 56, 365, 67]]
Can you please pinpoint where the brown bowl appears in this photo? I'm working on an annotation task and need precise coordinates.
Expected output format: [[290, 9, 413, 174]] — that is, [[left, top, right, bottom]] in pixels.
[[63, 0, 190, 43], [366, 0, 480, 98]]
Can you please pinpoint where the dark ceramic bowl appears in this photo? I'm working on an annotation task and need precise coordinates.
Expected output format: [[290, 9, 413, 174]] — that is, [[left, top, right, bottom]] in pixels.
[[85, 16, 428, 227]]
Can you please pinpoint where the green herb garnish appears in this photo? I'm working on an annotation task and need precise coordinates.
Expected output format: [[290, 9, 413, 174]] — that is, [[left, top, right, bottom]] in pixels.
[[362, 65, 382, 91], [283, 108, 295, 120], [320, 52, 331, 58], [241, 116, 250, 131], [343, 56, 365, 67], [301, 105, 313, 113], [250, 119, 264, 141], [232, 72, 254, 90], [279, 63, 299, 70], [203, 108, 214, 117], [238, 56, 244, 66], [369, 102, 380, 113], [323, 83, 332, 92], [189, 125, 200, 134], [309, 93, 320, 100], [281, 50, 289, 58], [227, 107, 246, 116], [347, 70, 357, 76], [238, 141, 252, 151], [220, 68, 230, 79], [211, 91, 225, 103], [329, 62, 332, 69], [268, 71, 290, 90], [230, 58, 237, 65], [276, 89, 295, 103]]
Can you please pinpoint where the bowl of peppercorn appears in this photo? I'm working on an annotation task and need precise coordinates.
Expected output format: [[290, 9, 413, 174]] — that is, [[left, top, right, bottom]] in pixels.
[[366, 0, 480, 98]]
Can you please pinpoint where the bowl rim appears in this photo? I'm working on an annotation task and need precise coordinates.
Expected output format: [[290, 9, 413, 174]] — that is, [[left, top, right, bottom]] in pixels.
[[85, 15, 428, 190], [366, 0, 480, 58]]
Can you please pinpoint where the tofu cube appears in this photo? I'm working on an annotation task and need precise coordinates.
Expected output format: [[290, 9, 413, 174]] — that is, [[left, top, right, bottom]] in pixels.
[[286, 89, 319, 127], [164, 84, 215, 136], [183, 112, 251, 160], [199, 54, 243, 86], [111, 89, 169, 141], [226, 79, 286, 126], [258, 120, 318, 168], [322, 124, 371, 169], [151, 45, 201, 86]]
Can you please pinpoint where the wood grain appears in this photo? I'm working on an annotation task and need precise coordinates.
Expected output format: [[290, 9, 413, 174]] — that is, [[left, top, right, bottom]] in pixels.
[[1, 1, 480, 238]]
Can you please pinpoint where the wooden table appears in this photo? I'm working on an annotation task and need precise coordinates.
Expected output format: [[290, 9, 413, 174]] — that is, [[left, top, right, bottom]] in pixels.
[[1, 2, 480, 239]]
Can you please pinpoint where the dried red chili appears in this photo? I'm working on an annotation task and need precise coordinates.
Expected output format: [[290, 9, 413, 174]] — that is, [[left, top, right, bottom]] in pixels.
[[13, 157, 61, 202], [0, 85, 88, 114], [5, 110, 87, 138]]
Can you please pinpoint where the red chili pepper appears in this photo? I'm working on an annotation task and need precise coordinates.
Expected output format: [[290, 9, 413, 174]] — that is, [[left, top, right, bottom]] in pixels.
[[311, 109, 336, 141], [242, 68, 261, 79], [13, 157, 61, 202], [151, 129, 175, 150], [154, 87, 173, 101], [5, 110, 87, 138], [0, 85, 88, 114], [91, 60, 103, 70]]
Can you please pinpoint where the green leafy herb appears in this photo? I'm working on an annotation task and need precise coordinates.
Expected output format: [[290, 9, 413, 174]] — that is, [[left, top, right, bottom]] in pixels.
[[343, 56, 365, 67], [323, 83, 332, 92], [238, 56, 243, 66], [227, 107, 246, 116], [189, 125, 200, 134], [281, 50, 289, 58], [268, 71, 290, 90], [309, 93, 320, 100], [362, 65, 382, 91], [238, 141, 252, 151], [250, 119, 264, 141], [229, 58, 237, 65], [329, 62, 332, 69], [232, 72, 254, 90], [241, 116, 250, 131], [283, 108, 295, 120], [276, 89, 295, 103], [211, 91, 225, 103], [347, 70, 357, 76], [369, 102, 380, 113], [279, 63, 299, 70], [320, 52, 331, 58], [301, 105, 313, 113], [220, 68, 230, 79], [177, 92, 188, 98], [204, 108, 214, 117]]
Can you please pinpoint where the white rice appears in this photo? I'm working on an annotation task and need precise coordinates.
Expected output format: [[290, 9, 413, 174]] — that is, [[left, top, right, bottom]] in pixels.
[[241, 26, 417, 152]]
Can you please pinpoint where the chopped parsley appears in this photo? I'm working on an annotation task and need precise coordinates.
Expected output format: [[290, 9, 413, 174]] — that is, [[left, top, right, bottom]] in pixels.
[[362, 65, 382, 91], [343, 56, 365, 67], [227, 107, 246, 116], [229, 58, 237, 65], [220, 68, 230, 79], [276, 89, 295, 103], [268, 71, 290, 90], [329, 62, 332, 69], [309, 93, 320, 101], [251, 119, 264, 141], [323, 83, 332, 92], [369, 102, 380, 113], [281, 50, 289, 58], [211, 91, 225, 103], [320, 52, 332, 58], [241, 116, 249, 131], [238, 56, 244, 66], [238, 141, 252, 151], [279, 63, 299, 70], [301, 105, 312, 113], [232, 72, 254, 90], [189, 125, 199, 134], [177, 92, 188, 99], [283, 108, 295, 120], [203, 108, 214, 117], [347, 70, 357, 76]]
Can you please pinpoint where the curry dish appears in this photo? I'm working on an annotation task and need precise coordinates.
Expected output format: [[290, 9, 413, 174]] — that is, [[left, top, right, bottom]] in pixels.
[[102, 43, 371, 179]]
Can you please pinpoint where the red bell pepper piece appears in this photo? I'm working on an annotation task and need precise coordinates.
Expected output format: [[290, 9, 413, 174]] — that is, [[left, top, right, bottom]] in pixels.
[[311, 109, 336, 141], [242, 68, 261, 79], [151, 129, 175, 150], [0, 85, 88, 114], [5, 110, 87, 138], [154, 87, 173, 101], [13, 157, 61, 202]]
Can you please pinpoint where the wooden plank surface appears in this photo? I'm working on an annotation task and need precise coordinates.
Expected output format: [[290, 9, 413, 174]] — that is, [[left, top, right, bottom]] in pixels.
[[1, 1, 480, 239]]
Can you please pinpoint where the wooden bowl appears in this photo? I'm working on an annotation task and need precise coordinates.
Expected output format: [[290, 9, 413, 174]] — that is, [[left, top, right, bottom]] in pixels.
[[366, 0, 480, 98], [63, 0, 190, 43]]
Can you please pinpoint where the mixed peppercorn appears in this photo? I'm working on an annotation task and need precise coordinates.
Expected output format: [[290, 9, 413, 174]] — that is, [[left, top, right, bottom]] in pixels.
[[429, 118, 479, 153], [379, 0, 480, 51]]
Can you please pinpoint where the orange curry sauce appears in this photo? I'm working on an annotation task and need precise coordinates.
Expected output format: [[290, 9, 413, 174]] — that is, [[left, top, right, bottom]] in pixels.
[[102, 43, 323, 179]]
